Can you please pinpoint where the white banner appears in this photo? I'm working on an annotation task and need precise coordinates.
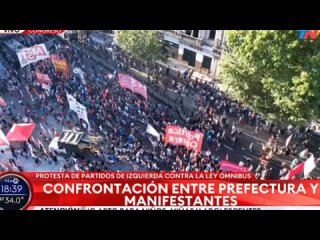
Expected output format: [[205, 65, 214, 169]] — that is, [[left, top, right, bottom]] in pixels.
[[304, 154, 316, 177], [299, 149, 308, 159], [73, 67, 85, 84], [17, 44, 50, 68], [66, 93, 77, 110], [67, 93, 89, 124], [77, 104, 89, 125], [146, 124, 160, 141]]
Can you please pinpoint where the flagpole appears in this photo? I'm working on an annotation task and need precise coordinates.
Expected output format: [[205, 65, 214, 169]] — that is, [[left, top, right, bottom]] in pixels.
[[300, 172, 304, 180], [131, 78, 134, 93]]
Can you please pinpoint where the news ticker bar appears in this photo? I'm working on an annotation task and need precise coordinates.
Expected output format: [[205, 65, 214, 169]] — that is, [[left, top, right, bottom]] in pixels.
[[0, 30, 64, 34], [2, 173, 320, 210], [30, 206, 320, 210]]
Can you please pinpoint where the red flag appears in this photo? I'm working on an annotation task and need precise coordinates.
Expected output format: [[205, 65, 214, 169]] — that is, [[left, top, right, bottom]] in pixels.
[[6, 123, 36, 142], [118, 73, 148, 100], [287, 162, 305, 179], [35, 71, 52, 85]]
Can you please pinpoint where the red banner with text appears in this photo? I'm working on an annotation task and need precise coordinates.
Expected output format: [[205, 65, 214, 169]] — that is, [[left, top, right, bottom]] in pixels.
[[165, 125, 204, 152]]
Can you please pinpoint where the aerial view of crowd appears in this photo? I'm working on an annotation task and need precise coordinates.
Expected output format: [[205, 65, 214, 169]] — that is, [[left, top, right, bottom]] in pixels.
[[0, 32, 319, 179]]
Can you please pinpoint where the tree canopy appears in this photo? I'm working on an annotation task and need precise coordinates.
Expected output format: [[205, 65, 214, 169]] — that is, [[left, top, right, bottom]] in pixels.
[[117, 30, 164, 62], [220, 30, 320, 125]]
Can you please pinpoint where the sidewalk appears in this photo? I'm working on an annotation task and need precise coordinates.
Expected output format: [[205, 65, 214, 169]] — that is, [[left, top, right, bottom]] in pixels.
[[158, 58, 214, 83], [158, 58, 228, 92], [129, 67, 199, 118]]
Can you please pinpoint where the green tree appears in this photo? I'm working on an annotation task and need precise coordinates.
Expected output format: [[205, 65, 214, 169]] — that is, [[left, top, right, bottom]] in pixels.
[[117, 30, 164, 62], [220, 30, 320, 125]]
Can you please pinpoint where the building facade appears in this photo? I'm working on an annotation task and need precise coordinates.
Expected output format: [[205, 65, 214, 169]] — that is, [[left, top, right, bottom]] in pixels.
[[160, 30, 227, 77], [113, 30, 228, 78]]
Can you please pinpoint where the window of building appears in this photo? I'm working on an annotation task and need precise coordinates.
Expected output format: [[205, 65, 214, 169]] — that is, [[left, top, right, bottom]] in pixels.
[[193, 30, 199, 38], [202, 55, 212, 69], [209, 30, 216, 40], [182, 48, 196, 67], [185, 30, 192, 36]]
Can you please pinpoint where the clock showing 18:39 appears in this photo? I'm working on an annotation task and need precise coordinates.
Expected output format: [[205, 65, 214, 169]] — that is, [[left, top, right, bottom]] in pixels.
[[0, 173, 32, 210]]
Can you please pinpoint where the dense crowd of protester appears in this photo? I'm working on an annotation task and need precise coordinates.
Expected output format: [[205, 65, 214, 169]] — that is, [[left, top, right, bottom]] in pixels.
[[0, 33, 318, 179]]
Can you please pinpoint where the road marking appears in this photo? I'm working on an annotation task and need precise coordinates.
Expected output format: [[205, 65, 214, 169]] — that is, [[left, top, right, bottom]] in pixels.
[[241, 131, 266, 144], [224, 145, 233, 151]]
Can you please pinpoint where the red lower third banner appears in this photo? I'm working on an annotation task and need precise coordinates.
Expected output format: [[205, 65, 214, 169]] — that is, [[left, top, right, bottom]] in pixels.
[[1, 172, 320, 210]]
